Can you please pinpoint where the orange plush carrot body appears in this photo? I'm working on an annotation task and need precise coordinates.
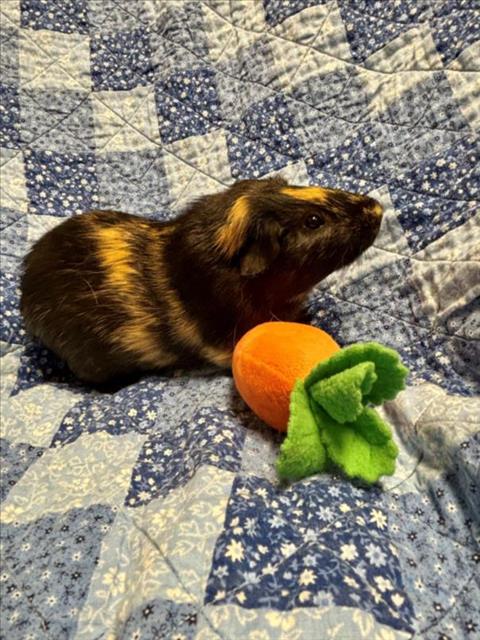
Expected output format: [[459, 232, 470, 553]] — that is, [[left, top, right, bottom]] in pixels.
[[232, 322, 340, 431]]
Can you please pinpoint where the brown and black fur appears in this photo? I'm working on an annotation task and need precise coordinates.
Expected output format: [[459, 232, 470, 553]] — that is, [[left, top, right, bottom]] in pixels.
[[20, 177, 383, 384]]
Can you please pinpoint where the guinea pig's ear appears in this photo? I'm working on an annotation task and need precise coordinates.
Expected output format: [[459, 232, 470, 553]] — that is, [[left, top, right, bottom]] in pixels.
[[239, 217, 282, 277], [215, 195, 282, 276], [215, 195, 251, 259]]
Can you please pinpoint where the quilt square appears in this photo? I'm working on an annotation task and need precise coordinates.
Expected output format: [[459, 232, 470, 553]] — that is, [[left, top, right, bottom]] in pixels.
[[0, 148, 29, 213], [87, 0, 151, 33], [0, 84, 21, 149], [391, 136, 479, 250], [215, 71, 275, 123], [95, 148, 170, 217], [154, 0, 208, 62], [24, 148, 99, 216], [226, 131, 294, 180], [292, 66, 350, 113], [72, 465, 233, 637], [306, 124, 387, 191], [155, 67, 222, 144], [50, 376, 164, 448], [0, 25, 19, 86], [1, 429, 144, 519], [331, 67, 383, 123], [384, 480, 479, 637], [390, 185, 477, 253], [90, 27, 154, 91], [218, 34, 279, 91], [223, 0, 267, 31], [227, 94, 302, 179], [334, 258, 426, 328], [423, 333, 479, 397], [18, 28, 91, 90], [290, 101, 358, 157], [20, 0, 90, 34], [373, 125, 464, 181], [0, 206, 27, 260], [164, 129, 232, 186], [149, 31, 204, 82], [340, 0, 430, 23], [380, 71, 469, 131], [20, 88, 95, 152], [232, 94, 302, 159], [91, 86, 160, 152], [0, 505, 114, 638]]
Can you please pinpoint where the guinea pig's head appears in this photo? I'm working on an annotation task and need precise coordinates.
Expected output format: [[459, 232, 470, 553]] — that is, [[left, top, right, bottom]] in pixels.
[[212, 177, 383, 295]]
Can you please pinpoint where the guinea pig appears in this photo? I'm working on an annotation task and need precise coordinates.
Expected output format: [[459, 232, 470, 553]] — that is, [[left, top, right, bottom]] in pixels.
[[20, 177, 383, 385]]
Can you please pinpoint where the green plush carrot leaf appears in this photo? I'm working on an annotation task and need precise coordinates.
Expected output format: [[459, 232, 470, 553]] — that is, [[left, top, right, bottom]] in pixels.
[[309, 361, 377, 424], [277, 380, 327, 482], [354, 407, 394, 446], [276, 342, 407, 485], [313, 405, 398, 484], [305, 342, 408, 406]]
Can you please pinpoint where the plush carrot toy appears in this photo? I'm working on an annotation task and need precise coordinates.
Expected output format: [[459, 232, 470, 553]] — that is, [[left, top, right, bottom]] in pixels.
[[233, 322, 408, 484]]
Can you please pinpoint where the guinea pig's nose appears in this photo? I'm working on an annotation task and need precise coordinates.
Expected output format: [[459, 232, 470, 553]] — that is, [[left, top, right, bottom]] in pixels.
[[361, 196, 383, 218]]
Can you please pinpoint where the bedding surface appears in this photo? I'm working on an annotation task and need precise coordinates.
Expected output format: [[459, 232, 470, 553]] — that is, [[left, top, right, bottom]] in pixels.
[[1, 1, 479, 638]]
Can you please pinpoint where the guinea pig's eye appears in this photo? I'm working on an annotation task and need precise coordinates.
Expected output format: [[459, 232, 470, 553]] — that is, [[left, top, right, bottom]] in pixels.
[[305, 213, 323, 229]]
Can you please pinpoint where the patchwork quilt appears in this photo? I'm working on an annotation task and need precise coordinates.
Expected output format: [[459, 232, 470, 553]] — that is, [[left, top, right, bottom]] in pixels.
[[1, 1, 479, 639]]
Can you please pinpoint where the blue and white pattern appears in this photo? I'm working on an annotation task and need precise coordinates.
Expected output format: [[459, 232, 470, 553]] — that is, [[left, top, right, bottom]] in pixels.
[[155, 67, 222, 143], [0, 84, 21, 149], [24, 149, 99, 216], [1, 1, 479, 638]]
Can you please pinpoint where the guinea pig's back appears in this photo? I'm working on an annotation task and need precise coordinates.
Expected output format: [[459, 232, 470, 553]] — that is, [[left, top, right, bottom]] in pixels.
[[21, 211, 104, 336], [20, 211, 177, 383]]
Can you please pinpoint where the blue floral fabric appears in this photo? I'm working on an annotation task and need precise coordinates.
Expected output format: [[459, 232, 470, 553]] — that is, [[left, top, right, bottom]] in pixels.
[[1, 1, 479, 639]]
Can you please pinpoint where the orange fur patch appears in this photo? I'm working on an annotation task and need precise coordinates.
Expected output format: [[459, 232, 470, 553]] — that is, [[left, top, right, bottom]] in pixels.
[[215, 195, 250, 258], [95, 226, 138, 289], [94, 225, 174, 364], [203, 346, 232, 368], [280, 186, 330, 203], [115, 318, 176, 368]]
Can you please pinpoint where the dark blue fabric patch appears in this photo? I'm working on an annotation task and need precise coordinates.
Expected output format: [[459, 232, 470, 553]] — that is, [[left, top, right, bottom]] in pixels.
[[20, 0, 90, 34], [126, 407, 246, 507], [24, 148, 99, 216], [0, 505, 115, 638]]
